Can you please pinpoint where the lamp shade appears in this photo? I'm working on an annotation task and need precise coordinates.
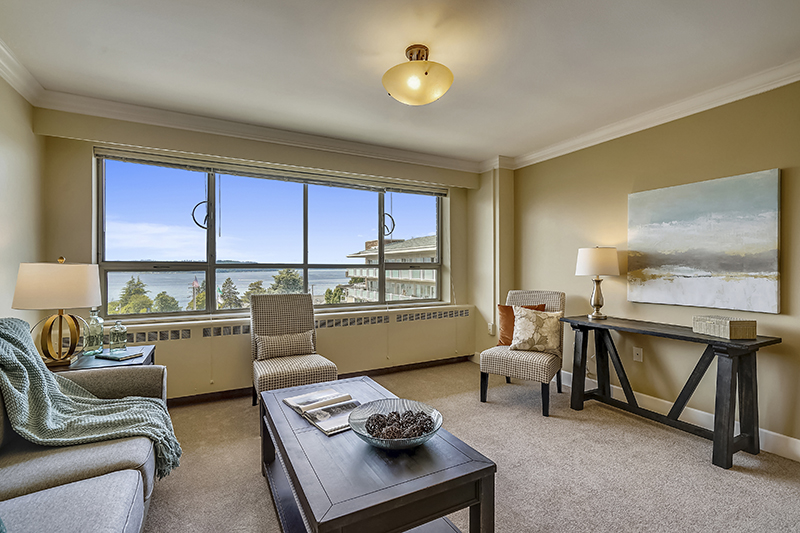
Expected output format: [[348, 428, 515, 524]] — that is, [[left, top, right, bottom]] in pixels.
[[575, 247, 620, 277], [12, 262, 102, 310], [382, 44, 453, 106]]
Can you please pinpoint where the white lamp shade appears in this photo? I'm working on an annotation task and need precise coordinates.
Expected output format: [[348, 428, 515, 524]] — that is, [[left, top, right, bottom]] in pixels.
[[575, 247, 620, 277], [12, 262, 102, 310], [382, 60, 454, 106]]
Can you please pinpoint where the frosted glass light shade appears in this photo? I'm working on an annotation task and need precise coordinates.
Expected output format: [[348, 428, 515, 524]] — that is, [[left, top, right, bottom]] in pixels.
[[575, 247, 620, 277], [382, 57, 453, 106], [12, 262, 102, 310]]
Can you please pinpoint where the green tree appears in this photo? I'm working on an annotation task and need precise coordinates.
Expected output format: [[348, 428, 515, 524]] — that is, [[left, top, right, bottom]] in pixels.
[[324, 287, 344, 304], [219, 277, 243, 309], [269, 268, 303, 294], [186, 280, 206, 311], [348, 277, 365, 285], [118, 276, 149, 308], [153, 291, 180, 313], [119, 293, 153, 314], [109, 276, 151, 314], [242, 280, 268, 306]]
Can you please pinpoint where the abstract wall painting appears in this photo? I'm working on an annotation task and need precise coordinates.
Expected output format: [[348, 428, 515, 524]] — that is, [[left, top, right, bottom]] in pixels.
[[627, 169, 780, 314]]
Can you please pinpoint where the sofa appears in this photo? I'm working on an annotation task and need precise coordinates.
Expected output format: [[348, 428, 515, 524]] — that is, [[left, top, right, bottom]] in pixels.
[[0, 365, 168, 533]]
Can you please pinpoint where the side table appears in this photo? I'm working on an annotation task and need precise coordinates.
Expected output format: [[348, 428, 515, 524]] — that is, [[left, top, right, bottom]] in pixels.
[[51, 345, 156, 372]]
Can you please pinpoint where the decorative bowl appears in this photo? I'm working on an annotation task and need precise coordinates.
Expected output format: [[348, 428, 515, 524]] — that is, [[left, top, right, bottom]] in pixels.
[[349, 398, 443, 450]]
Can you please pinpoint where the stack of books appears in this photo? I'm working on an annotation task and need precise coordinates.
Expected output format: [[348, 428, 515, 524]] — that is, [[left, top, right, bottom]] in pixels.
[[283, 388, 360, 436]]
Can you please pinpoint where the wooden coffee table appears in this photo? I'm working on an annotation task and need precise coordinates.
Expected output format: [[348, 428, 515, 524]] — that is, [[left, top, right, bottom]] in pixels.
[[260, 376, 496, 533]]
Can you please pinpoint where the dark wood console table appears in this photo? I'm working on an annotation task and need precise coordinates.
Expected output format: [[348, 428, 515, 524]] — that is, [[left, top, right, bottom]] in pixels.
[[562, 316, 781, 469]]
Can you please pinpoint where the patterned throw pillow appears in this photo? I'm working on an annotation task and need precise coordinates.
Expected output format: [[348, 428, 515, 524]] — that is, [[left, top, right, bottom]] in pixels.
[[256, 330, 314, 360], [509, 307, 564, 352], [496, 303, 546, 346]]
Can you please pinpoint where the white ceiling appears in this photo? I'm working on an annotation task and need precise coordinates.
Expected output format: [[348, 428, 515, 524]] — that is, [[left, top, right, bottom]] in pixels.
[[2, 0, 800, 170]]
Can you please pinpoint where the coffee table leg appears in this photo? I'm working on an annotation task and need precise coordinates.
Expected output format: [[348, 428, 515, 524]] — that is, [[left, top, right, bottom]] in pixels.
[[260, 400, 275, 476], [469, 475, 495, 533]]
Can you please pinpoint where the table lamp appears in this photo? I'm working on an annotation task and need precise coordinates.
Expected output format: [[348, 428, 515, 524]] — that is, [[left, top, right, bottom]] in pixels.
[[12, 257, 102, 365], [575, 247, 620, 320]]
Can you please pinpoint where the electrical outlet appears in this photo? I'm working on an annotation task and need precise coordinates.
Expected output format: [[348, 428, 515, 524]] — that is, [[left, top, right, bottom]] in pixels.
[[487, 322, 495, 336], [633, 346, 643, 362]]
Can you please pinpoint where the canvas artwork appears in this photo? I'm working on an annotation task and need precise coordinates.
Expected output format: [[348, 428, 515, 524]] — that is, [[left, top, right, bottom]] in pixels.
[[627, 169, 780, 314]]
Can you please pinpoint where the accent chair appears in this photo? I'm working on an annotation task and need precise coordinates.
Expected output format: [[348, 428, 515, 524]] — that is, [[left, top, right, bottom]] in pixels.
[[479, 290, 566, 416], [250, 293, 337, 405]]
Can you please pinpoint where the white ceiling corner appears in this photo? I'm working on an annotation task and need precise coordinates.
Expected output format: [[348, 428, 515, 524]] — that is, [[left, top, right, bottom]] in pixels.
[[514, 57, 800, 169], [0, 37, 43, 104]]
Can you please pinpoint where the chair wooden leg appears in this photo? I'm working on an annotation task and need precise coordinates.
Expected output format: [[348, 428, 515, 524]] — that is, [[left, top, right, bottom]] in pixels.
[[480, 372, 489, 402], [252, 386, 257, 406], [556, 370, 562, 394], [541, 382, 550, 417], [505, 376, 511, 384]]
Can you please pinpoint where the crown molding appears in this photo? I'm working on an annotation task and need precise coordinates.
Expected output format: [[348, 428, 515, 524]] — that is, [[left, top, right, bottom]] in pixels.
[[0, 37, 43, 103], [478, 156, 516, 173], [35, 91, 484, 174], [513, 57, 800, 169], [5, 31, 800, 175], [0, 34, 481, 175]]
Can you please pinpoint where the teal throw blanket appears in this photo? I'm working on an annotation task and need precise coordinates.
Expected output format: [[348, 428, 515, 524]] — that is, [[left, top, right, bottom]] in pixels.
[[0, 317, 181, 478]]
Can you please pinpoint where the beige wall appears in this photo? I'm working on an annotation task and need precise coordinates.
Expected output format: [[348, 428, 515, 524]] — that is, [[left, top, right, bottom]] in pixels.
[[468, 167, 516, 353], [34, 113, 476, 398], [0, 78, 45, 322], [515, 81, 800, 440]]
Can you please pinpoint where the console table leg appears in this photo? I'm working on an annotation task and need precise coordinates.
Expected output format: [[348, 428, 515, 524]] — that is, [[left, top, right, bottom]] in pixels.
[[738, 352, 760, 455], [594, 330, 610, 399], [470, 476, 495, 533], [571, 327, 588, 410], [713, 354, 738, 469]]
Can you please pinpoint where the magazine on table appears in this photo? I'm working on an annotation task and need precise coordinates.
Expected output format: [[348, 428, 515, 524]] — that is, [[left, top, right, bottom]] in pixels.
[[302, 399, 362, 436], [93, 348, 144, 361], [283, 388, 352, 415]]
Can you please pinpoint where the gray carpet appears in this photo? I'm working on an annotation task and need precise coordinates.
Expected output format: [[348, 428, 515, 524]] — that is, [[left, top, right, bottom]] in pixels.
[[144, 361, 800, 532]]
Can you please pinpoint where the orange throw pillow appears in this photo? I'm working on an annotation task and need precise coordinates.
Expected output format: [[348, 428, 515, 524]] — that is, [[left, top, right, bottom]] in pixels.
[[497, 303, 546, 346]]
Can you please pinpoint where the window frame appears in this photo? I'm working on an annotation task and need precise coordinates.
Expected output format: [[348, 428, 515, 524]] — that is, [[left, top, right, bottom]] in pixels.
[[97, 155, 443, 318]]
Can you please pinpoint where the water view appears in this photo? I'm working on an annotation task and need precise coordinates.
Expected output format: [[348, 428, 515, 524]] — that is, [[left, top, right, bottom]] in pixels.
[[107, 269, 349, 311]]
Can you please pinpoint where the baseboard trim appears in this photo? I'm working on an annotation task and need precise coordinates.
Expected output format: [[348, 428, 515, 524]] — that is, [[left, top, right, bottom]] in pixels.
[[167, 387, 251, 407], [560, 371, 800, 464], [338, 356, 471, 379]]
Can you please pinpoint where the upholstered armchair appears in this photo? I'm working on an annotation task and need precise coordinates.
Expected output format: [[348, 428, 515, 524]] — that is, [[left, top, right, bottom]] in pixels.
[[479, 290, 566, 416], [250, 293, 337, 405]]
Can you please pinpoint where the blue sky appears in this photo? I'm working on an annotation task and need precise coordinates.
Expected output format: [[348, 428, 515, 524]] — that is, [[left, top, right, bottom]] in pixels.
[[104, 160, 436, 263]]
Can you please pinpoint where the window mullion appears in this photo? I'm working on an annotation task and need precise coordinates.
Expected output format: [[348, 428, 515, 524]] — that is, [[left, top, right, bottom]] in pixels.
[[378, 193, 386, 304], [303, 183, 309, 294], [207, 172, 217, 313]]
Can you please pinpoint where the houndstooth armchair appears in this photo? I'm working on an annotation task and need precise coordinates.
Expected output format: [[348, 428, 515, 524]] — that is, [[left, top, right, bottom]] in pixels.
[[479, 290, 566, 416], [250, 293, 337, 405]]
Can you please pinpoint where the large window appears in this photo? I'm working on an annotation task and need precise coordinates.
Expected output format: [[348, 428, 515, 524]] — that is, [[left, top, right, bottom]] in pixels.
[[99, 155, 442, 316]]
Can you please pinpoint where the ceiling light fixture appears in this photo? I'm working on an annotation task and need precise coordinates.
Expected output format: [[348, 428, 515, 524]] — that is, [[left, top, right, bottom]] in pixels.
[[382, 44, 453, 106]]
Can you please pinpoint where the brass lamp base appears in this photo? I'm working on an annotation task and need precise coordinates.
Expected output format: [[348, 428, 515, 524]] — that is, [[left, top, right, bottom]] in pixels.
[[587, 277, 608, 320], [39, 310, 82, 362], [43, 357, 72, 367], [588, 310, 608, 320]]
